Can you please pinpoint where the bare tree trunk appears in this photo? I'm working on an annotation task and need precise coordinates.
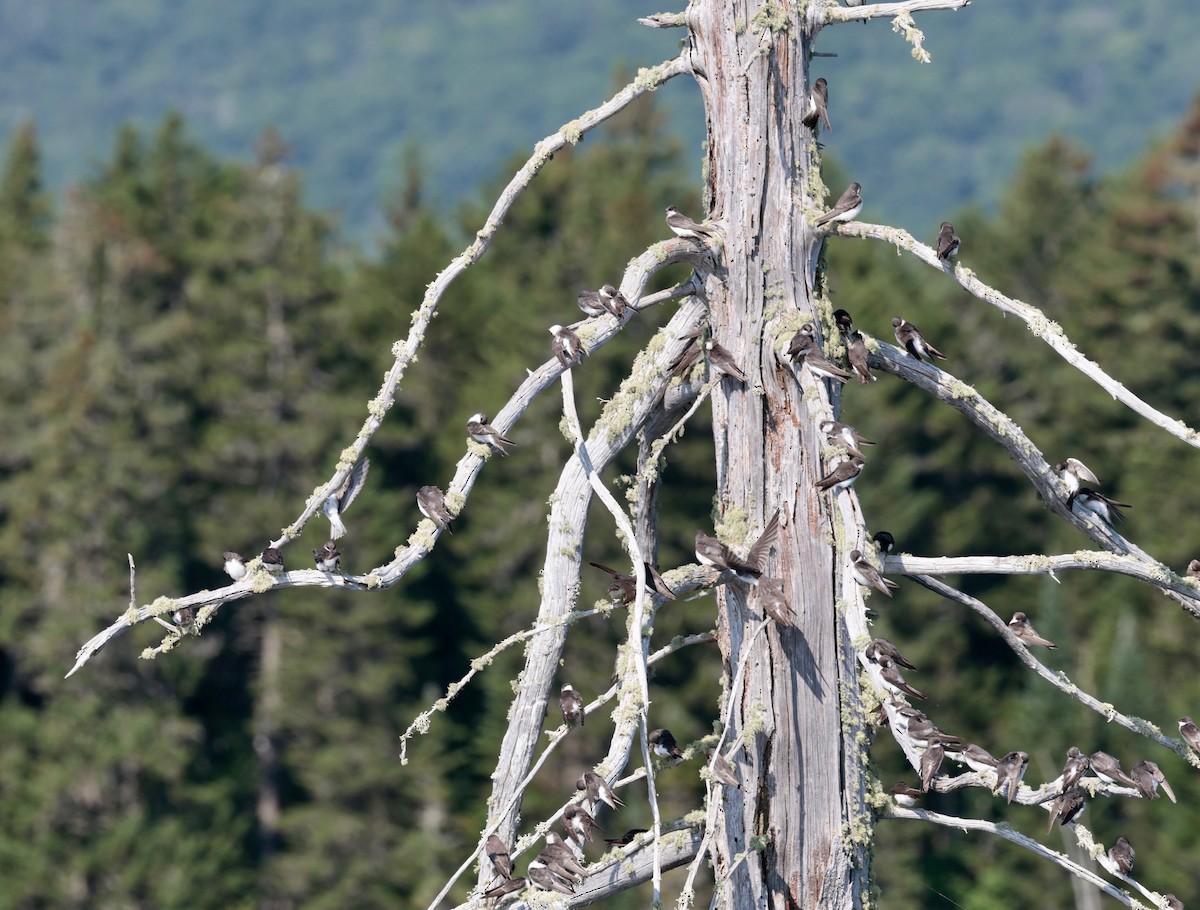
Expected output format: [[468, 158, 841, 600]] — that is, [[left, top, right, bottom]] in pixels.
[[689, 3, 868, 907]]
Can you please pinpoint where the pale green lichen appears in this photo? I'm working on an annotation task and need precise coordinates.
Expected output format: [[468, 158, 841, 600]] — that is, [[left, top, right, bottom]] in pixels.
[[250, 571, 277, 593], [561, 119, 583, 145], [751, 1, 787, 32], [365, 573, 382, 589], [634, 64, 668, 92]]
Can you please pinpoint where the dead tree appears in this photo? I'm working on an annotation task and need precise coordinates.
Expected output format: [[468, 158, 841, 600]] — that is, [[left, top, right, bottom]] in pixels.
[[70, 2, 1200, 909]]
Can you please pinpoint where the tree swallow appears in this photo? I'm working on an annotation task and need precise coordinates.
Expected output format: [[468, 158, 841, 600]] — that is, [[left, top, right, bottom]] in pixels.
[[992, 751, 1029, 804], [483, 876, 525, 902], [172, 606, 196, 628], [785, 323, 816, 360], [468, 413, 516, 456], [704, 339, 749, 384], [598, 284, 632, 320], [562, 803, 600, 845], [708, 750, 741, 789], [891, 782, 923, 807], [832, 308, 854, 333], [577, 288, 607, 318], [1008, 612, 1056, 649], [865, 637, 916, 670], [815, 182, 862, 226], [873, 531, 895, 554], [1057, 746, 1089, 793], [261, 547, 285, 574], [879, 661, 926, 700], [589, 561, 676, 602], [312, 540, 341, 572], [846, 331, 875, 383], [665, 205, 718, 241], [816, 456, 865, 493], [892, 317, 946, 362], [802, 77, 832, 132], [1178, 716, 1200, 754], [820, 420, 875, 460], [526, 861, 574, 895], [850, 549, 899, 597], [1105, 836, 1135, 876], [550, 324, 586, 367], [1130, 759, 1175, 803], [417, 485, 454, 533], [956, 744, 1000, 774], [1055, 457, 1099, 508], [694, 511, 781, 585], [1187, 559, 1200, 579], [935, 222, 960, 261], [323, 457, 371, 540], [1074, 488, 1130, 526], [1089, 751, 1138, 788], [541, 832, 587, 881], [485, 834, 513, 880], [919, 741, 944, 792], [223, 551, 247, 580], [1047, 788, 1086, 832], [560, 683, 585, 728], [603, 829, 646, 847], [649, 728, 684, 760], [797, 345, 854, 384], [577, 771, 624, 811], [755, 576, 794, 626]]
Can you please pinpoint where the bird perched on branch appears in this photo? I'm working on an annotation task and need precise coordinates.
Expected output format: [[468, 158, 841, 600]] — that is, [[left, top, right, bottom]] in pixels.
[[1089, 751, 1137, 788], [873, 530, 895, 554], [550, 324, 586, 368], [1074, 488, 1130, 526], [665, 205, 720, 241], [850, 549, 898, 597], [694, 511, 781, 585], [1055, 457, 1099, 508], [1008, 612, 1056, 649], [223, 551, 247, 580], [865, 637, 915, 670], [846, 331, 875, 383], [893, 317, 947, 362], [935, 221, 960, 261], [1047, 788, 1086, 832], [562, 803, 600, 846], [1178, 716, 1200, 754], [956, 743, 1000, 774], [577, 771, 623, 811], [816, 456, 865, 494], [649, 728, 684, 760], [1057, 746, 1089, 793], [417, 485, 454, 533], [485, 834, 512, 880], [1105, 836, 1135, 876], [1130, 759, 1175, 803], [467, 413, 515, 456], [559, 684, 584, 729], [322, 457, 370, 539], [815, 182, 862, 226], [992, 751, 1029, 804], [312, 540, 341, 572], [589, 561, 675, 603], [261, 547, 285, 574]]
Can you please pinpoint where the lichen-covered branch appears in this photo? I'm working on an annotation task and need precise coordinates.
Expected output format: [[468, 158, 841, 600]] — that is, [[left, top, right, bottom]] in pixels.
[[847, 220, 1200, 450], [816, 0, 972, 29]]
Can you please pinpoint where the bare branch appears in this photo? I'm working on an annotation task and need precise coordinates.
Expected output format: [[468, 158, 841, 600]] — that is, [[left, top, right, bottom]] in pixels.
[[909, 574, 1185, 758], [638, 11, 687, 28], [818, 0, 972, 28], [846, 220, 1200, 450], [888, 809, 1156, 909]]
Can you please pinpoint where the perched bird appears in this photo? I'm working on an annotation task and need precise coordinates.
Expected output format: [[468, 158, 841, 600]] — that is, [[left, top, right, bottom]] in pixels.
[[935, 221, 960, 261], [694, 511, 781, 586], [919, 742, 944, 792], [1106, 836, 1135, 876], [223, 551, 247, 581], [704, 339, 749, 383], [665, 205, 718, 240], [992, 751, 1029, 804], [577, 288, 607, 318], [1178, 716, 1200, 754], [577, 771, 623, 811], [312, 540, 341, 572], [1058, 746, 1089, 793], [879, 662, 926, 701], [815, 182, 863, 226], [756, 576, 795, 627], [821, 419, 875, 460], [797, 345, 854, 384], [485, 834, 513, 880], [1090, 751, 1138, 788], [598, 284, 632, 320], [541, 832, 587, 880], [906, 718, 961, 747], [467, 413, 516, 457], [832, 308, 854, 333], [1187, 559, 1200, 579], [649, 728, 684, 760], [417, 485, 454, 533], [873, 530, 895, 554], [957, 744, 1000, 774], [526, 860, 574, 895], [846, 331, 875, 383], [1162, 895, 1184, 910], [816, 456, 865, 493], [550, 324, 586, 368], [889, 704, 924, 735], [785, 323, 816, 359], [1008, 612, 1057, 649], [1055, 458, 1099, 508], [603, 829, 647, 847], [865, 637, 916, 670], [669, 334, 704, 379], [850, 549, 899, 597], [589, 561, 676, 603], [562, 803, 600, 845], [802, 77, 832, 132], [1130, 759, 1176, 803], [261, 547, 285, 574], [172, 606, 196, 627], [1074, 488, 1130, 526], [560, 683, 585, 728], [892, 317, 947, 362], [891, 782, 924, 807], [322, 457, 371, 540], [708, 750, 741, 789], [482, 876, 526, 902], [1047, 789, 1086, 832]]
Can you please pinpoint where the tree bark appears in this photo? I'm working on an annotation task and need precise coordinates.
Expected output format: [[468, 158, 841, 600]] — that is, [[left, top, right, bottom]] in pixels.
[[688, 3, 868, 907]]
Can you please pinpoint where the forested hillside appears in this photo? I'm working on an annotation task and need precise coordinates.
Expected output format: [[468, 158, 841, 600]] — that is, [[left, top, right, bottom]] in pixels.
[[1, 0, 1198, 235], [2, 65, 1200, 910]]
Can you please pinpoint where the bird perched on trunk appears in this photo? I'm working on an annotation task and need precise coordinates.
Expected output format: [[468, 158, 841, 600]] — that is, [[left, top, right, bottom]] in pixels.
[[322, 457, 370, 539], [755, 576, 795, 626], [832, 308, 854, 334], [1008, 612, 1056, 649], [550, 324, 586, 368], [560, 683, 584, 728], [816, 456, 865, 494], [821, 420, 875, 460], [892, 317, 947, 362], [935, 221, 960, 261], [703, 339, 748, 383], [485, 834, 512, 880], [846, 331, 875, 383], [312, 540, 341, 572], [417, 485, 454, 533], [802, 77, 832, 132], [815, 182, 862, 226], [1130, 759, 1175, 803], [467, 413, 515, 456], [694, 511, 781, 586], [795, 344, 854, 384], [708, 750, 741, 789], [850, 549, 899, 597]]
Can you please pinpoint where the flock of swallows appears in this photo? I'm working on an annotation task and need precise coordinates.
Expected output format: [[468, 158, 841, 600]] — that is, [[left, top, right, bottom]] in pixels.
[[169, 72, 1196, 908]]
